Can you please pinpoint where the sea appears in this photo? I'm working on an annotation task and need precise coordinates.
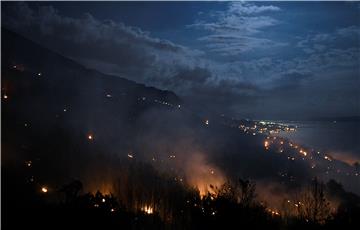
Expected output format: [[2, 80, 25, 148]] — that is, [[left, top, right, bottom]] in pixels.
[[274, 120, 360, 165]]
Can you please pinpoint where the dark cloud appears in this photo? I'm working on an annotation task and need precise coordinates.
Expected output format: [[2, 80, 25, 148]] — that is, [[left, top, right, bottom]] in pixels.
[[272, 72, 312, 89], [188, 2, 285, 55], [154, 67, 212, 93], [2, 2, 359, 120], [2, 2, 262, 116], [1, 2, 202, 84]]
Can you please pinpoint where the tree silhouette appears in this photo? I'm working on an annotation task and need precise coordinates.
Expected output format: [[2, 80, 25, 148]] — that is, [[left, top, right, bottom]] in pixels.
[[59, 180, 83, 203], [297, 178, 331, 224]]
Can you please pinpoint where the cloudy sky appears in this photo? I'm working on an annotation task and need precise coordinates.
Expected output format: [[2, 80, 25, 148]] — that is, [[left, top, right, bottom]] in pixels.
[[2, 1, 360, 120]]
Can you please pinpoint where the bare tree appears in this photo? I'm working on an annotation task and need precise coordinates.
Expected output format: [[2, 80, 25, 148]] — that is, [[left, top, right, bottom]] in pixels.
[[216, 179, 257, 207], [297, 178, 331, 224]]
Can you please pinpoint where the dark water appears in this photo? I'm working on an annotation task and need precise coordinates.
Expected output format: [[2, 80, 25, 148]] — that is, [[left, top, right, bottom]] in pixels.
[[275, 121, 360, 164]]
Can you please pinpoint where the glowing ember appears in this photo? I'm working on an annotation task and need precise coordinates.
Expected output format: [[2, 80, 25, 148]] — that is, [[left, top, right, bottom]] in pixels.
[[88, 135, 93, 140], [299, 150, 307, 157], [324, 155, 332, 161], [3, 94, 8, 99], [267, 208, 280, 216], [141, 205, 154, 214], [25, 160, 32, 167], [41, 187, 48, 193], [264, 141, 269, 149], [127, 154, 134, 158]]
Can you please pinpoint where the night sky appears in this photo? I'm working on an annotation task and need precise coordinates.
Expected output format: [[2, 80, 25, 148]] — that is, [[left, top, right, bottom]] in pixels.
[[2, 1, 359, 120]]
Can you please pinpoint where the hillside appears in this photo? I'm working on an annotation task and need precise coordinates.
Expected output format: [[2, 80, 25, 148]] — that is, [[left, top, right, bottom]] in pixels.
[[2, 27, 183, 161]]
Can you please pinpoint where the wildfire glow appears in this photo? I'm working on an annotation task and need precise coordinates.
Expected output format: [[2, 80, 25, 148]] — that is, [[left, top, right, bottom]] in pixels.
[[267, 208, 280, 216], [185, 153, 225, 197], [141, 205, 154, 214]]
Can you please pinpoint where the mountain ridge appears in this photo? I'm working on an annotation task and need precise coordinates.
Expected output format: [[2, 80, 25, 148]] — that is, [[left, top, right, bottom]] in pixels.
[[1, 27, 181, 106]]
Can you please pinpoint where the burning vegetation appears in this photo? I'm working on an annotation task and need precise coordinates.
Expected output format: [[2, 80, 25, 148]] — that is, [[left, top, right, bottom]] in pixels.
[[2, 28, 360, 230]]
